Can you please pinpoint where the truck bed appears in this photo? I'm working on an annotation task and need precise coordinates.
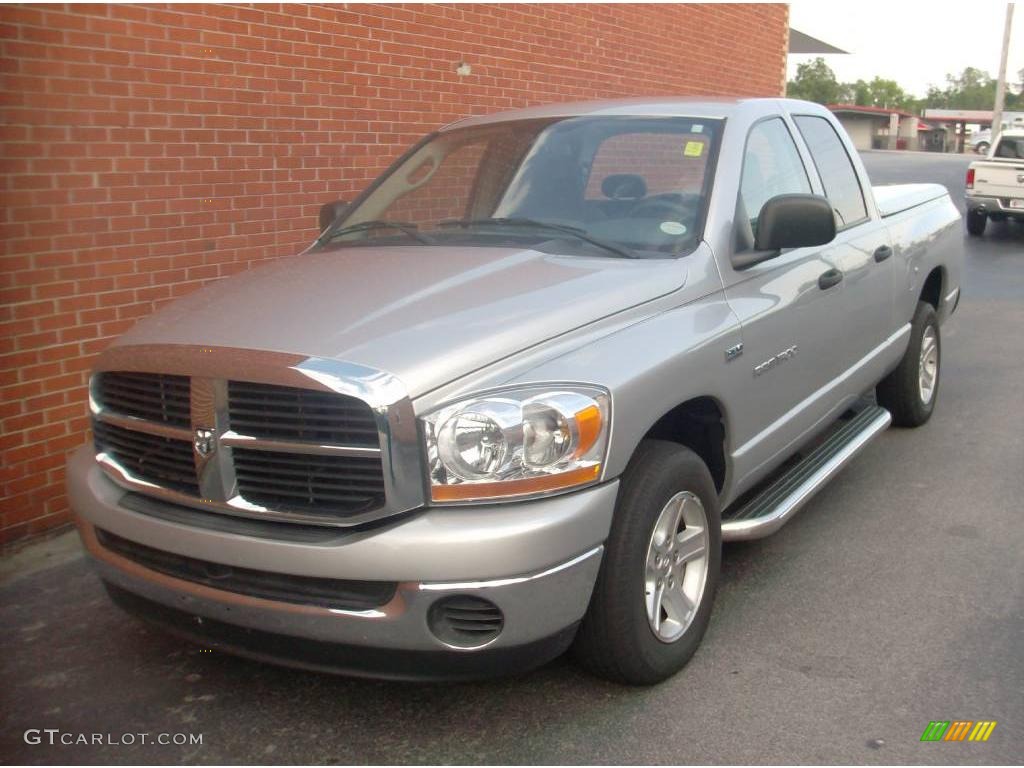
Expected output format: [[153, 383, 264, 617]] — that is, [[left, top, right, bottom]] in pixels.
[[969, 158, 1024, 201], [872, 183, 948, 218]]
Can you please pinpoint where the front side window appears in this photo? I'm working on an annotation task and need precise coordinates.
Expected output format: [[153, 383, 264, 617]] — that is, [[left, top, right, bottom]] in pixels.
[[324, 116, 722, 258], [737, 117, 811, 246], [794, 115, 868, 228]]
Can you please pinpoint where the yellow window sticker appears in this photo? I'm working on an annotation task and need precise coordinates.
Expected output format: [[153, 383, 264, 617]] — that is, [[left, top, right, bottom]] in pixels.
[[684, 141, 704, 158]]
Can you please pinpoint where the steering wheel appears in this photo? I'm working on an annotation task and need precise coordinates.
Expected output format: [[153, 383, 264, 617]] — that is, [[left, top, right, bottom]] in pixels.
[[629, 193, 696, 220]]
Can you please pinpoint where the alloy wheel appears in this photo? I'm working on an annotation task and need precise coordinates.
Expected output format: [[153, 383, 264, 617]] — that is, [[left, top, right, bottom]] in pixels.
[[644, 491, 710, 643]]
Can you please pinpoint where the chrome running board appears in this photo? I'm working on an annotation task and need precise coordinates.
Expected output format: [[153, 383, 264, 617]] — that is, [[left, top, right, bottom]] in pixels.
[[721, 406, 892, 542]]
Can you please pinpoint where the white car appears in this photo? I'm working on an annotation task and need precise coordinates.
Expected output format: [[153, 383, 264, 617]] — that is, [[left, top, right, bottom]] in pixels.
[[971, 129, 993, 155]]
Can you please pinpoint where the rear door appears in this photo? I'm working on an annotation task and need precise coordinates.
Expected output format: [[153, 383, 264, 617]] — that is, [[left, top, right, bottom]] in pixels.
[[792, 114, 895, 366]]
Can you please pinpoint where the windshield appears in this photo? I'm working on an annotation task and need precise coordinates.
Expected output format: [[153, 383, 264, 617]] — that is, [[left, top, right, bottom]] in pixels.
[[323, 116, 722, 257]]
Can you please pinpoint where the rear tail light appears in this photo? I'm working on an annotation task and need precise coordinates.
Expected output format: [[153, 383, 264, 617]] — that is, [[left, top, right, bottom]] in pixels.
[[966, 167, 975, 189]]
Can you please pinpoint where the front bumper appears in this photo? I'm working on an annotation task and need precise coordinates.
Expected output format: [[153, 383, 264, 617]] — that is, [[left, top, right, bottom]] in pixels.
[[68, 446, 616, 677], [966, 194, 1024, 217]]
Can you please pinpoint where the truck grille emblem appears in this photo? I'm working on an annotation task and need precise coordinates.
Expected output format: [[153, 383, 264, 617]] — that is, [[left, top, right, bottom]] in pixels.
[[193, 427, 216, 457]]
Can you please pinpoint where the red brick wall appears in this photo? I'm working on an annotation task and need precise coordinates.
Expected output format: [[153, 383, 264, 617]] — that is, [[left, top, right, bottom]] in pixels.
[[0, 3, 788, 547]]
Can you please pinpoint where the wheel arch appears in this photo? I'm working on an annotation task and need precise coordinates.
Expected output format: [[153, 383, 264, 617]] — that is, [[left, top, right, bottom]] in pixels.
[[919, 266, 944, 311], [638, 396, 728, 493]]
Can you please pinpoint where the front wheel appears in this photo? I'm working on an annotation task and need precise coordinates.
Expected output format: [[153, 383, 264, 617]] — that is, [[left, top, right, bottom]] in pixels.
[[975, 142, 989, 155], [876, 301, 940, 427], [966, 210, 987, 236], [573, 440, 721, 685]]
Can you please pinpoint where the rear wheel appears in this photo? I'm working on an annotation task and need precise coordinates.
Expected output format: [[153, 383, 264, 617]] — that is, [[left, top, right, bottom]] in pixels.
[[573, 440, 720, 685], [966, 210, 987, 236], [975, 141, 989, 155], [876, 301, 940, 427]]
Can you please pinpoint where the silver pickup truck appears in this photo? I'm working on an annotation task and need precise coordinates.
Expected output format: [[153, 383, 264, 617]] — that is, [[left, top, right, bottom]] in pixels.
[[68, 98, 963, 684]]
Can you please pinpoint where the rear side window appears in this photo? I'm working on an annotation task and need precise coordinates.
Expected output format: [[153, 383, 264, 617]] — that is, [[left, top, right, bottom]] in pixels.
[[994, 136, 1024, 159], [794, 115, 868, 228], [738, 118, 811, 243]]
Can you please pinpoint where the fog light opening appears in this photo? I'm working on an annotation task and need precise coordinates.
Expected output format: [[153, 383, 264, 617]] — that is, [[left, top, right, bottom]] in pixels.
[[427, 595, 504, 649]]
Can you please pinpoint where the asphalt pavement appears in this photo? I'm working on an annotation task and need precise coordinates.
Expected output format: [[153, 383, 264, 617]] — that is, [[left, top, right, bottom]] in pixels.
[[1, 150, 1021, 765]]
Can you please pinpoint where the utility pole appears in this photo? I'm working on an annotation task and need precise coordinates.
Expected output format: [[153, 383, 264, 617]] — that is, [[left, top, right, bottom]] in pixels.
[[992, 3, 1015, 141]]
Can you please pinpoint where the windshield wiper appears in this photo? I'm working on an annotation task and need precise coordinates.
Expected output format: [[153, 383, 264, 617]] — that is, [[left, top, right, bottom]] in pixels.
[[319, 219, 436, 246], [439, 217, 637, 259]]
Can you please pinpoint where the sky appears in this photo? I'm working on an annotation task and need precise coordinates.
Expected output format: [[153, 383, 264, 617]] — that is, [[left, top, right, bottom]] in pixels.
[[787, 0, 1024, 98]]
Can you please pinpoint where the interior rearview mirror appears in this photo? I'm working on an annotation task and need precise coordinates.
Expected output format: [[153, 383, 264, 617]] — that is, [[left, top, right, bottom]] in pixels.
[[319, 200, 349, 233], [754, 193, 836, 252]]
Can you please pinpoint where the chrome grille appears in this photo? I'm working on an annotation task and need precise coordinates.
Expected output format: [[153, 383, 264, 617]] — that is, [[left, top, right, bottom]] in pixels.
[[234, 448, 385, 517], [93, 420, 199, 495], [91, 367, 394, 527], [94, 371, 191, 427], [228, 381, 378, 446]]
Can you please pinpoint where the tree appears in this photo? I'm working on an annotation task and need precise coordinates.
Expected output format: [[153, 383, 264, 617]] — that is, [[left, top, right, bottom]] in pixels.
[[787, 57, 842, 105], [849, 79, 871, 106], [864, 78, 911, 109], [925, 67, 998, 110], [1005, 68, 1024, 110], [787, 62, 1024, 116], [841, 77, 913, 110]]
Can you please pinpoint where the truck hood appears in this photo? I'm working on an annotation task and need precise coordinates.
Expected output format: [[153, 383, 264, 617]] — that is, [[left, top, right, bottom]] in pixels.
[[117, 245, 687, 396]]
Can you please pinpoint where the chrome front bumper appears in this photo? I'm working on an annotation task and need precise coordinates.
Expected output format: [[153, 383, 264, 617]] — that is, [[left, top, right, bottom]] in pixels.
[[68, 447, 615, 665]]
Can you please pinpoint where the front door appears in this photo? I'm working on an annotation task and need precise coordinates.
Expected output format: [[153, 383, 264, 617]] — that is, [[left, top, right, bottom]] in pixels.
[[720, 116, 852, 492]]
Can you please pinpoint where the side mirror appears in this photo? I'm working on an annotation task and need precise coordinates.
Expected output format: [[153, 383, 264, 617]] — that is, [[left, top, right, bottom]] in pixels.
[[318, 200, 349, 233], [753, 193, 836, 251]]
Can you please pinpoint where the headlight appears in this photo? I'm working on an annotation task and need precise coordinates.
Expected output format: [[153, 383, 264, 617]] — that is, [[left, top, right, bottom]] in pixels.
[[423, 385, 610, 503]]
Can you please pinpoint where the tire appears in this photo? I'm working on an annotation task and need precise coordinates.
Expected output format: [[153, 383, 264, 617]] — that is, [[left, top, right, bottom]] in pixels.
[[573, 440, 721, 685], [976, 142, 989, 155], [876, 301, 940, 427], [966, 210, 987, 236]]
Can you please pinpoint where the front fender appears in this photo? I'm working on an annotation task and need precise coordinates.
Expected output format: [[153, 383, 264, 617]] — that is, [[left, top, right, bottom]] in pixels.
[[498, 290, 743, 496]]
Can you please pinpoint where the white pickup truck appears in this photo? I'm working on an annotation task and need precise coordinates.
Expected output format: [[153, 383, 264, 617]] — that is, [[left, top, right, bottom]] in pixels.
[[966, 129, 1024, 235]]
